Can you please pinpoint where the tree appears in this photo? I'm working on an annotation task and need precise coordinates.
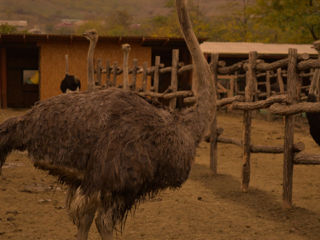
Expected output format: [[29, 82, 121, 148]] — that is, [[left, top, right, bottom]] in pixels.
[[145, 0, 212, 38], [248, 0, 320, 43], [0, 24, 18, 34]]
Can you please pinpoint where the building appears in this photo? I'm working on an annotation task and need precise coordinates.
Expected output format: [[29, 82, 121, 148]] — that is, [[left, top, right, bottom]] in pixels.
[[200, 41, 318, 64], [0, 34, 194, 108]]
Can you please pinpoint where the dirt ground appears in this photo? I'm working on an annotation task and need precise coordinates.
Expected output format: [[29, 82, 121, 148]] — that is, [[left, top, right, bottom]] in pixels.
[[1, 109, 320, 240]]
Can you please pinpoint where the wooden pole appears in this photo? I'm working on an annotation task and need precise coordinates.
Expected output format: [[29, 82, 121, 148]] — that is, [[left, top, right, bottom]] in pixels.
[[266, 71, 272, 121], [105, 60, 111, 88], [210, 53, 219, 174], [234, 71, 238, 95], [131, 59, 138, 90], [227, 75, 235, 112], [154, 56, 161, 93], [169, 49, 179, 109], [241, 51, 257, 192], [283, 48, 298, 208], [65, 54, 69, 74], [142, 62, 148, 92], [122, 44, 131, 90], [277, 68, 285, 94], [112, 62, 118, 87], [96, 59, 102, 86]]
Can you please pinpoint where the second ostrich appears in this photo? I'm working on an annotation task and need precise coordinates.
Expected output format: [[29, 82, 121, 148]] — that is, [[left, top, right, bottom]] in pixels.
[[60, 74, 81, 93], [0, 0, 216, 239], [306, 93, 320, 145]]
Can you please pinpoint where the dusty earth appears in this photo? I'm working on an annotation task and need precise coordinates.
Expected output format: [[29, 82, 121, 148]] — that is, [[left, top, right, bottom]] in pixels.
[[0, 109, 320, 240]]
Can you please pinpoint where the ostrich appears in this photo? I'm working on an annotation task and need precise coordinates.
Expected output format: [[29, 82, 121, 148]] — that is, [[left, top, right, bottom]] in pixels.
[[0, 0, 216, 239], [83, 29, 99, 90], [306, 40, 320, 146], [60, 74, 81, 93]]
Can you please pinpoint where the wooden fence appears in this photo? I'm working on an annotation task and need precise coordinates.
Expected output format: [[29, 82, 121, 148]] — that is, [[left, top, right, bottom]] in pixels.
[[93, 44, 320, 208]]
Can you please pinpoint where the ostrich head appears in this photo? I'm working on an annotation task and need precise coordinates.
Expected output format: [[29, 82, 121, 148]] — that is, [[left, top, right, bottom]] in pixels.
[[83, 29, 98, 43], [122, 43, 131, 53]]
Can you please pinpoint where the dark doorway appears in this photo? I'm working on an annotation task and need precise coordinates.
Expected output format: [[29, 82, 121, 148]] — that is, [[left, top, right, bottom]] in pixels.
[[6, 45, 39, 108]]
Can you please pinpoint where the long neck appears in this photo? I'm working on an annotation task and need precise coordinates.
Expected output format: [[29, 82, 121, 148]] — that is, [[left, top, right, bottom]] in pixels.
[[176, 0, 217, 143], [87, 39, 97, 91]]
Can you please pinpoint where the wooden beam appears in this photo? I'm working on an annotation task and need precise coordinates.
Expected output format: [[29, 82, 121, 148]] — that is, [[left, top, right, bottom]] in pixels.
[[169, 49, 179, 110], [210, 53, 219, 174], [241, 51, 257, 192], [283, 48, 298, 209], [153, 56, 160, 93]]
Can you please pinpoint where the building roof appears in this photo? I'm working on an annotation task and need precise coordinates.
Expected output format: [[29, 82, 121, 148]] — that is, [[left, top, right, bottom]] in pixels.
[[0, 33, 203, 48], [200, 42, 318, 57]]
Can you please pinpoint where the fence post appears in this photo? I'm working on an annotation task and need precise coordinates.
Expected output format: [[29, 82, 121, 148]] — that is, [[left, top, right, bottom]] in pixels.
[[169, 49, 179, 110], [105, 60, 111, 88], [65, 54, 69, 74], [266, 70, 272, 121], [122, 44, 131, 90], [131, 59, 138, 90], [283, 48, 298, 208], [112, 62, 118, 87], [241, 51, 257, 192], [142, 62, 148, 92], [96, 59, 102, 86], [234, 71, 238, 95], [154, 56, 161, 93], [277, 68, 285, 94], [210, 53, 219, 174]]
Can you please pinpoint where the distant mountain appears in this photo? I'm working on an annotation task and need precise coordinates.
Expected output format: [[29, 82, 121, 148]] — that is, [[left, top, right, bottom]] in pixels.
[[0, 0, 251, 33]]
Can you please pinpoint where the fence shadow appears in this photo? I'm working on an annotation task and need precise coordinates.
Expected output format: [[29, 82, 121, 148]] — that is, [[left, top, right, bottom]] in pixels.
[[189, 162, 320, 240]]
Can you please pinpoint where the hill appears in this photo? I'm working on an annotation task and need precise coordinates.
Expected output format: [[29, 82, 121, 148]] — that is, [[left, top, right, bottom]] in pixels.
[[0, 0, 249, 33]]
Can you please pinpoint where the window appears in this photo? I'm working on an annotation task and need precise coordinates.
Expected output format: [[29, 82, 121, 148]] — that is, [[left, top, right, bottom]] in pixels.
[[23, 70, 39, 85]]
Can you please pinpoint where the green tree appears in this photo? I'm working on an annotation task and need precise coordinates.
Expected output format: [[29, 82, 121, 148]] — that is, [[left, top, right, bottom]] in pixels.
[[248, 0, 320, 43], [145, 0, 212, 38], [0, 24, 18, 34]]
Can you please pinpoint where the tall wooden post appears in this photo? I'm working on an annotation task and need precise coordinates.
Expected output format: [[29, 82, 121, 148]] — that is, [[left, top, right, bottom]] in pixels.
[[154, 56, 161, 93], [112, 62, 118, 87], [142, 62, 148, 91], [169, 49, 179, 110], [234, 71, 238, 95], [96, 59, 102, 86], [122, 44, 131, 90], [131, 59, 138, 90], [277, 68, 285, 94], [65, 54, 69, 74], [105, 60, 111, 87], [210, 53, 219, 173], [241, 51, 257, 192], [283, 48, 298, 208], [266, 71, 272, 121]]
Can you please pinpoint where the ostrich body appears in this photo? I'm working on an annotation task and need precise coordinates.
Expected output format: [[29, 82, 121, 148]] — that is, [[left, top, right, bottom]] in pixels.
[[0, 0, 216, 239], [306, 40, 320, 146], [60, 74, 81, 93], [83, 29, 98, 91], [306, 93, 320, 146]]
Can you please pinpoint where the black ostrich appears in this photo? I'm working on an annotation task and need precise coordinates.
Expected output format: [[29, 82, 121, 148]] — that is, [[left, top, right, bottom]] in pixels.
[[306, 93, 320, 146], [60, 74, 81, 93], [306, 40, 320, 146]]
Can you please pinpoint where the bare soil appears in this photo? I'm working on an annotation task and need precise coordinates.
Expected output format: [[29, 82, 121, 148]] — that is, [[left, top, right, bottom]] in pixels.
[[1, 109, 320, 240]]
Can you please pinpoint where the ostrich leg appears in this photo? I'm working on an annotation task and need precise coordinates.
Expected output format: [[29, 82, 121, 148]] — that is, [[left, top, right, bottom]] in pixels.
[[67, 187, 97, 240], [95, 208, 113, 240]]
